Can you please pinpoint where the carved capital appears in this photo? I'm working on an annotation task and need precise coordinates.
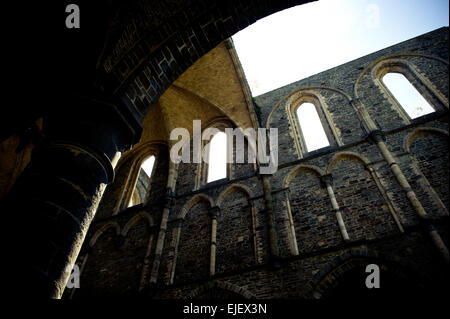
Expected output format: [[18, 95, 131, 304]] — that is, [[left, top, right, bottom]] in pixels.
[[368, 130, 386, 144], [320, 174, 333, 187], [209, 206, 221, 219], [164, 188, 175, 209]]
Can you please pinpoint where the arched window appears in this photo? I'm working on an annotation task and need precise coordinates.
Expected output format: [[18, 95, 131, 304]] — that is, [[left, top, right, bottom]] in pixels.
[[129, 155, 155, 207], [195, 119, 234, 189], [382, 72, 435, 119], [296, 102, 330, 152], [206, 132, 227, 183]]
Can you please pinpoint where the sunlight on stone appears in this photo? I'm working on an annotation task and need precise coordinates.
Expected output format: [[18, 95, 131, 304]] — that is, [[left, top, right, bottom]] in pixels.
[[128, 155, 155, 207], [141, 155, 156, 176]]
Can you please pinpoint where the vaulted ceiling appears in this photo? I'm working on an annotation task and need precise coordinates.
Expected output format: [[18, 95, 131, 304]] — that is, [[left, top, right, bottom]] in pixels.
[[128, 39, 255, 156]]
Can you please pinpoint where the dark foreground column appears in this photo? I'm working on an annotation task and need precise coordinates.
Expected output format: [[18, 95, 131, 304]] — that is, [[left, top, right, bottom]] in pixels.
[[4, 96, 142, 298]]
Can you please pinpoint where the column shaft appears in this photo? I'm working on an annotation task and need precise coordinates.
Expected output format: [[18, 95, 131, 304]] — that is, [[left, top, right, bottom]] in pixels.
[[5, 96, 141, 298]]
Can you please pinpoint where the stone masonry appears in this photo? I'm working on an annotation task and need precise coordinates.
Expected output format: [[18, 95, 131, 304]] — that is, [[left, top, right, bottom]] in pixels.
[[66, 27, 448, 299]]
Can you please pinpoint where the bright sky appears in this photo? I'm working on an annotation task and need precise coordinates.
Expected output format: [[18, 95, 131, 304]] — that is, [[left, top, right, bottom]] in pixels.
[[141, 155, 156, 176], [297, 103, 330, 151], [207, 132, 227, 182], [382, 73, 435, 118], [128, 155, 155, 207], [206, 0, 449, 182], [232, 0, 449, 96]]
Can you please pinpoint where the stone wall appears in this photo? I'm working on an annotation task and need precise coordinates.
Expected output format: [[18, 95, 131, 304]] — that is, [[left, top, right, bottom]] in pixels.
[[101, 0, 313, 121], [68, 27, 448, 299]]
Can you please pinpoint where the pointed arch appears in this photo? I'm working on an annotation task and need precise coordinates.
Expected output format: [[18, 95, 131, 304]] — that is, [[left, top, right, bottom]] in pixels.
[[354, 54, 448, 128], [179, 194, 215, 219], [265, 86, 352, 129], [354, 53, 449, 102], [215, 183, 256, 274], [121, 212, 155, 236], [283, 164, 325, 188], [327, 151, 398, 239], [194, 117, 234, 189], [405, 127, 449, 214], [97, 141, 166, 217], [216, 183, 253, 207], [326, 152, 370, 175], [89, 222, 121, 247], [265, 88, 346, 158], [115, 141, 167, 171], [174, 194, 213, 283], [284, 164, 341, 254], [405, 127, 449, 153]]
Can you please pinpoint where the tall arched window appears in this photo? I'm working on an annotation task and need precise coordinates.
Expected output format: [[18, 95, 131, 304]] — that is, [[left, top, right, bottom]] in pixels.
[[206, 132, 227, 183], [129, 155, 156, 207], [296, 102, 330, 152], [382, 72, 435, 119]]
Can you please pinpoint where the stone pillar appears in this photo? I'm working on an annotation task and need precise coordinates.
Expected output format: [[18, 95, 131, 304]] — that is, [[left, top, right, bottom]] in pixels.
[[4, 95, 142, 298], [139, 233, 155, 291], [261, 176, 280, 263], [149, 161, 178, 284], [167, 218, 183, 285], [321, 174, 350, 241], [370, 130, 449, 263], [364, 163, 405, 232], [209, 206, 220, 276], [427, 223, 450, 264], [149, 188, 175, 284], [249, 201, 262, 263], [371, 131, 427, 218], [68, 251, 90, 299], [283, 188, 299, 255]]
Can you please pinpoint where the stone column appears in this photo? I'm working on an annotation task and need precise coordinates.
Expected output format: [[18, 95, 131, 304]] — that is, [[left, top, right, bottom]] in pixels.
[[321, 174, 350, 241], [4, 95, 142, 298], [167, 218, 183, 285], [249, 201, 262, 263], [149, 188, 175, 284], [283, 189, 299, 255], [209, 206, 220, 277], [139, 233, 155, 291], [68, 251, 90, 299], [364, 163, 405, 232], [370, 130, 449, 263], [149, 161, 178, 284], [261, 176, 280, 263]]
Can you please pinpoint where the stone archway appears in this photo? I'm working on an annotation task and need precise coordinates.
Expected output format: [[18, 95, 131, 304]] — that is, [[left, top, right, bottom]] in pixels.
[[5, 0, 317, 298], [101, 1, 315, 120]]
